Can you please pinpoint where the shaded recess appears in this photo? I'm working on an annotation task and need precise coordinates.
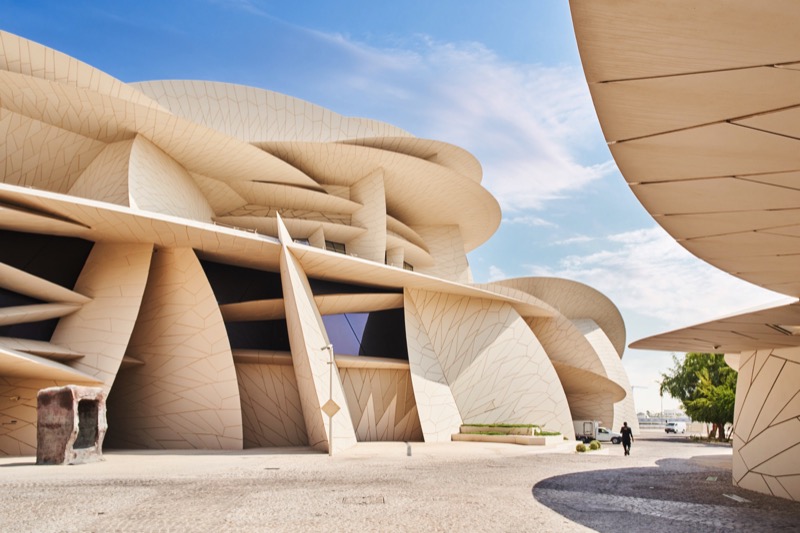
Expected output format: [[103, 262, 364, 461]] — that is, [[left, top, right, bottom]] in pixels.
[[225, 319, 291, 351], [74, 399, 99, 449], [0, 317, 60, 342], [360, 308, 408, 360], [322, 309, 409, 360], [0, 230, 94, 341], [0, 230, 94, 288], [200, 259, 283, 304], [201, 258, 406, 356], [0, 287, 44, 308], [308, 277, 402, 296]]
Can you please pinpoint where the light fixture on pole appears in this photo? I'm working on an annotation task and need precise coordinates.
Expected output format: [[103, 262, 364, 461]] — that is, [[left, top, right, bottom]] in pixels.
[[320, 344, 339, 457]]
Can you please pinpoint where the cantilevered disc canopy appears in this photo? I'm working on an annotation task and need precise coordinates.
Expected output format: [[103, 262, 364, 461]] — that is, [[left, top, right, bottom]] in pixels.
[[572, 0, 800, 299], [630, 298, 800, 353]]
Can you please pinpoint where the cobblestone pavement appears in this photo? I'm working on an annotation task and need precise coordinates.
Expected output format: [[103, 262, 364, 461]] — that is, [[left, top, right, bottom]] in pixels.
[[1, 433, 798, 532]]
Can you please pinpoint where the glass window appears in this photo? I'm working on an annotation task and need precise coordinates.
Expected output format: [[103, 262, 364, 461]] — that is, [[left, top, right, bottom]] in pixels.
[[321, 313, 368, 356], [325, 240, 346, 254]]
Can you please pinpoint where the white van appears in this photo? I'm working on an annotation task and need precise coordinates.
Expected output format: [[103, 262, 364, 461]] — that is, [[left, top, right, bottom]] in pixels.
[[665, 421, 687, 434], [573, 420, 623, 444]]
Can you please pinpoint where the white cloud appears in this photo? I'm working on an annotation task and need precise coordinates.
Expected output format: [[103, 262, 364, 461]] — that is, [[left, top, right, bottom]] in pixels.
[[415, 47, 616, 212], [607, 228, 661, 244], [488, 265, 507, 282], [552, 235, 593, 246], [310, 35, 611, 212], [525, 225, 792, 413], [526, 225, 786, 329], [502, 215, 556, 227]]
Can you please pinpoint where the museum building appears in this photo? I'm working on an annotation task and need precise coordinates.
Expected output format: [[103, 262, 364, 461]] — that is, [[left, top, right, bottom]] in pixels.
[[0, 31, 637, 455]]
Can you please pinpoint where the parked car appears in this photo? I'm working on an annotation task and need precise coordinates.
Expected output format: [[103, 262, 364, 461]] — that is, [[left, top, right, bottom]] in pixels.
[[665, 421, 687, 434], [598, 426, 623, 444]]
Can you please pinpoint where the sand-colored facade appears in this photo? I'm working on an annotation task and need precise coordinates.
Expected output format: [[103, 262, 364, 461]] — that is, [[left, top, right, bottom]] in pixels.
[[0, 31, 636, 456], [571, 0, 800, 500]]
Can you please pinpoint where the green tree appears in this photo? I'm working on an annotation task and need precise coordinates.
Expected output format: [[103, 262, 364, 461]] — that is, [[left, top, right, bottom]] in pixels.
[[660, 353, 737, 440]]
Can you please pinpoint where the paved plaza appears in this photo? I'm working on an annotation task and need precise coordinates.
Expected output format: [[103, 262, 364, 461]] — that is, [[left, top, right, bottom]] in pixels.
[[1, 432, 798, 532]]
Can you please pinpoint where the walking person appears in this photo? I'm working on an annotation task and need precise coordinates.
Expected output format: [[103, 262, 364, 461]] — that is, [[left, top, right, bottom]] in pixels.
[[620, 421, 634, 456]]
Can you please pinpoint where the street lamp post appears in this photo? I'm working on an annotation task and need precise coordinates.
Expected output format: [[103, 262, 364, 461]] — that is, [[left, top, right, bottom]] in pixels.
[[320, 344, 339, 457]]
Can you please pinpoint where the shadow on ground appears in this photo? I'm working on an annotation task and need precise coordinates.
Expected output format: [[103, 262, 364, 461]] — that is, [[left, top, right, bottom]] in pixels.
[[532, 457, 800, 532]]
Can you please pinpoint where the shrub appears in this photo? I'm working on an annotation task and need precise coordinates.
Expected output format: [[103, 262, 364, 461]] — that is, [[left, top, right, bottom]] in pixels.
[[589, 440, 601, 450], [539, 431, 561, 436], [576, 443, 587, 452]]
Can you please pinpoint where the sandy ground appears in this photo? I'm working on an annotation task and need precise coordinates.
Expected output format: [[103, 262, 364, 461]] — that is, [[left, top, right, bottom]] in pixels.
[[1, 432, 798, 532]]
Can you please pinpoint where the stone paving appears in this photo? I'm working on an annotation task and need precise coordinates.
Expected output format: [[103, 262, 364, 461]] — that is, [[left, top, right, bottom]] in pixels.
[[533, 435, 800, 532], [535, 467, 799, 532], [0, 432, 798, 532]]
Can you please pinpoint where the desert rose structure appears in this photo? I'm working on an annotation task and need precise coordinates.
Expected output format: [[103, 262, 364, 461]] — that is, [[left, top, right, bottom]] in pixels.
[[572, 0, 800, 501], [0, 31, 637, 456]]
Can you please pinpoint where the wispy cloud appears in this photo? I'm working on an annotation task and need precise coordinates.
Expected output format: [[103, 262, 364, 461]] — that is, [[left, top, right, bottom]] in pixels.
[[305, 34, 611, 212], [526, 226, 786, 328], [412, 44, 615, 212], [552, 235, 593, 246], [488, 265, 508, 282], [502, 215, 556, 227]]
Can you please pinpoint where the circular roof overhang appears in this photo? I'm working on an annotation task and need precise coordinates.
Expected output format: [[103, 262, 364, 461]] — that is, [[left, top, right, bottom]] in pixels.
[[571, 0, 800, 297]]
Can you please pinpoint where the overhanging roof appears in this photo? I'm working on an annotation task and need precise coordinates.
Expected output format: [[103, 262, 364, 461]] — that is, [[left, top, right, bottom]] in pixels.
[[571, 0, 800, 298], [631, 299, 800, 354]]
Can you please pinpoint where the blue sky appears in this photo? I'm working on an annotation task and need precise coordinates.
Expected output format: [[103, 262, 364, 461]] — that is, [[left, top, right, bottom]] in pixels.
[[2, 0, 785, 414]]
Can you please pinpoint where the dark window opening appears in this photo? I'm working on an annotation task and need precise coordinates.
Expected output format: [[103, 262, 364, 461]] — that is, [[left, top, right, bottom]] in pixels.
[[322, 309, 408, 361], [0, 287, 45, 309], [308, 277, 401, 296], [361, 309, 408, 360], [0, 318, 59, 342], [200, 260, 282, 304], [74, 399, 99, 449], [325, 241, 346, 254], [0, 230, 93, 288], [225, 320, 291, 351], [403, 261, 414, 271]]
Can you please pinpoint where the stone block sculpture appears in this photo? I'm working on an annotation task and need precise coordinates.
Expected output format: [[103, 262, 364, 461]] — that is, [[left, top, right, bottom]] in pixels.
[[36, 385, 107, 465]]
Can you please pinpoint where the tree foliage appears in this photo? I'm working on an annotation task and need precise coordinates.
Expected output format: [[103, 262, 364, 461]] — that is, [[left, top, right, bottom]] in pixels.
[[660, 353, 737, 440]]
